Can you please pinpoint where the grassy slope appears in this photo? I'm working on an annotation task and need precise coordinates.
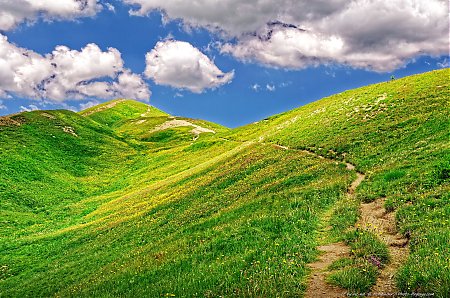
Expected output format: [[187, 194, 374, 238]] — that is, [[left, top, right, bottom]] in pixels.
[[0, 110, 135, 233], [0, 69, 448, 297], [81, 99, 228, 148], [231, 68, 450, 295], [1, 105, 351, 297]]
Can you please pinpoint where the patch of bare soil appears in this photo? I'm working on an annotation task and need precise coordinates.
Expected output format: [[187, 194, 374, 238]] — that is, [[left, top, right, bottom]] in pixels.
[[150, 119, 215, 140], [348, 172, 365, 194], [358, 198, 409, 295], [272, 144, 289, 150], [305, 243, 350, 298], [140, 107, 151, 117], [305, 163, 364, 298], [0, 116, 21, 126], [41, 112, 56, 119], [82, 99, 126, 116], [62, 126, 78, 137]]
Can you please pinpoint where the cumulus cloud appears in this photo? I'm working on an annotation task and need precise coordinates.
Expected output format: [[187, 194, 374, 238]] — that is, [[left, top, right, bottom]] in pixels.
[[0, 34, 150, 101], [124, 0, 286, 34], [105, 3, 116, 13], [79, 100, 100, 110], [19, 104, 39, 112], [124, 0, 449, 72], [221, 26, 345, 69], [0, 0, 102, 31], [145, 40, 234, 93], [113, 70, 151, 99], [123, 0, 347, 35]]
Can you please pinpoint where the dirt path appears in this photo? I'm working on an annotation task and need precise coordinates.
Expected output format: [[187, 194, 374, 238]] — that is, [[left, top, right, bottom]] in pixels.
[[140, 107, 151, 117], [348, 172, 365, 195], [305, 242, 350, 298], [150, 119, 215, 140], [0, 116, 21, 126], [358, 198, 409, 295], [228, 139, 409, 296], [82, 99, 126, 116], [304, 166, 365, 298], [265, 142, 362, 297]]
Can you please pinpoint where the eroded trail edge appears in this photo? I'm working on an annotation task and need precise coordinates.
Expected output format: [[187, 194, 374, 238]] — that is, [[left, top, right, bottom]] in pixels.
[[268, 142, 364, 297], [236, 140, 408, 296], [304, 164, 365, 298], [358, 198, 410, 294]]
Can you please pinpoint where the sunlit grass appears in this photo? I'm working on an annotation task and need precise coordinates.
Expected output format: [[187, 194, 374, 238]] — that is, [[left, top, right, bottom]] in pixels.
[[0, 69, 448, 297]]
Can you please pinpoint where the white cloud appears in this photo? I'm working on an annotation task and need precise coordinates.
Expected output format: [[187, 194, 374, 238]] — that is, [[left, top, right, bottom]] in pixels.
[[43, 43, 124, 100], [0, 99, 6, 110], [0, 0, 102, 31], [113, 70, 151, 100], [251, 83, 261, 92], [221, 27, 345, 69], [437, 58, 449, 68], [145, 40, 234, 93], [79, 100, 100, 110], [266, 84, 276, 92], [19, 104, 39, 112], [105, 3, 116, 13], [123, 0, 312, 35], [0, 34, 151, 102], [0, 34, 52, 98], [124, 0, 449, 72]]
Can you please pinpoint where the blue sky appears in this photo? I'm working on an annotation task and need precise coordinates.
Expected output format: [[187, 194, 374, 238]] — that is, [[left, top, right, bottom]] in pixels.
[[0, 0, 448, 127]]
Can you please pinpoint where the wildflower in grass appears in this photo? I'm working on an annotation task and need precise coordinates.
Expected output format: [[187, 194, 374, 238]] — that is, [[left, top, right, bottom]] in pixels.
[[368, 256, 382, 269]]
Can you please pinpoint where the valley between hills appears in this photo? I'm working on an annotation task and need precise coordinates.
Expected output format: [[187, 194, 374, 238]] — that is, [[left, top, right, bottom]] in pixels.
[[0, 69, 448, 297]]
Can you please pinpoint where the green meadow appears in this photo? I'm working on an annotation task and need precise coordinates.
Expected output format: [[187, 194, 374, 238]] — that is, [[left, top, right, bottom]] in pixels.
[[0, 69, 448, 297]]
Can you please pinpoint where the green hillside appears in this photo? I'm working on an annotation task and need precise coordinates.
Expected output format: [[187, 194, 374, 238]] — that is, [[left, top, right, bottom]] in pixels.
[[0, 69, 448, 297]]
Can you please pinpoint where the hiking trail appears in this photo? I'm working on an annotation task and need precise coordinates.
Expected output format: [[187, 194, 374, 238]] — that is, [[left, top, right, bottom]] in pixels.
[[304, 163, 365, 298], [358, 198, 409, 294], [225, 138, 409, 296]]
